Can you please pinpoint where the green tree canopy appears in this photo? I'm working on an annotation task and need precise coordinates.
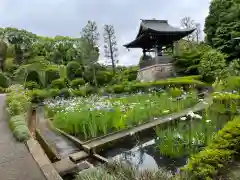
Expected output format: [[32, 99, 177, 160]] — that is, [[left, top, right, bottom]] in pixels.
[[204, 0, 240, 60]]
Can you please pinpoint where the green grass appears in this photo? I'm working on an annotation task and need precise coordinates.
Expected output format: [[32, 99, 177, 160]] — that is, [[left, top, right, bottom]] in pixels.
[[46, 90, 198, 140]]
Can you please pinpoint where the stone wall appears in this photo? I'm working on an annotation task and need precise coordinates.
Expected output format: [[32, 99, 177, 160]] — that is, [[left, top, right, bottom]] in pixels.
[[137, 63, 175, 82]]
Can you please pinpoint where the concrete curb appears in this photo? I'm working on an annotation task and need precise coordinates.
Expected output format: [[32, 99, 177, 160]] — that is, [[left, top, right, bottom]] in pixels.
[[26, 138, 63, 180]]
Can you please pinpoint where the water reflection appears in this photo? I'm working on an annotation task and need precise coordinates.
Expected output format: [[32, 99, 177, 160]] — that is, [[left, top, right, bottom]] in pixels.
[[104, 139, 187, 173]]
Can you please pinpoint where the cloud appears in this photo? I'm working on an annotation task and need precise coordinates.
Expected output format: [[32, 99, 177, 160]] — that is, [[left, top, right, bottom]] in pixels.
[[0, 0, 210, 66]]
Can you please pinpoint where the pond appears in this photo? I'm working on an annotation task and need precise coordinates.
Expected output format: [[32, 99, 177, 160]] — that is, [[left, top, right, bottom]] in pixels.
[[101, 106, 232, 174]]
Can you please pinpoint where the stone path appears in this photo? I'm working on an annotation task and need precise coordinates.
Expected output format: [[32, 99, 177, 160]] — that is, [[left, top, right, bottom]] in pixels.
[[0, 94, 46, 180]]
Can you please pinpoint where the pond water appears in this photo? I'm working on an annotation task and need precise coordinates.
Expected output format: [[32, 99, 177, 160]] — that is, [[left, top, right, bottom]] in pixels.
[[102, 108, 233, 174], [102, 139, 187, 174]]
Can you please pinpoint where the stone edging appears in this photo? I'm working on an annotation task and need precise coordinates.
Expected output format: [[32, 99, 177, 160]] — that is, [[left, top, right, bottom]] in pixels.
[[26, 138, 63, 180]]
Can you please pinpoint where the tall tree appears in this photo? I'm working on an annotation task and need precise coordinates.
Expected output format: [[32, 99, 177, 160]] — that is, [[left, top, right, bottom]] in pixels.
[[180, 17, 195, 41], [103, 24, 118, 74], [81, 20, 99, 49], [81, 21, 100, 87], [204, 0, 240, 60], [0, 29, 8, 71], [194, 23, 201, 43]]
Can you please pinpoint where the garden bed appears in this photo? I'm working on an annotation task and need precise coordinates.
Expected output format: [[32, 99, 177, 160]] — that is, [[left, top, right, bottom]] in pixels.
[[45, 90, 199, 143]]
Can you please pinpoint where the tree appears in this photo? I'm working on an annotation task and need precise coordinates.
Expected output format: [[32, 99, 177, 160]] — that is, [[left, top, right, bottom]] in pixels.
[[81, 20, 99, 49], [194, 23, 201, 43], [204, 0, 240, 60], [103, 24, 118, 74], [180, 17, 195, 41]]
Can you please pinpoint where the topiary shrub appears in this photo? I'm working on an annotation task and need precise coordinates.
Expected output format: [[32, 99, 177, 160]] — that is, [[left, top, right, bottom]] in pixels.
[[0, 72, 9, 88], [9, 115, 30, 142], [66, 61, 83, 80], [30, 89, 48, 104], [111, 84, 125, 94], [96, 71, 113, 86], [24, 81, 40, 90], [70, 78, 85, 89], [58, 88, 71, 98], [50, 78, 66, 89], [198, 50, 226, 82], [181, 116, 240, 179], [45, 67, 60, 86], [49, 89, 60, 98]]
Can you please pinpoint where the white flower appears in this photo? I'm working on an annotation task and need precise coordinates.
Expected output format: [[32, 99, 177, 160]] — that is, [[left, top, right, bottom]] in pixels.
[[194, 114, 202, 119], [187, 111, 195, 117], [129, 132, 135, 136], [206, 119, 211, 123], [180, 116, 187, 121]]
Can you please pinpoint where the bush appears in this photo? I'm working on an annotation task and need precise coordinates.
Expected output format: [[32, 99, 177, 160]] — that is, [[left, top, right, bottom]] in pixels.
[[0, 87, 6, 93], [7, 85, 31, 116], [30, 89, 48, 104], [49, 89, 60, 98], [0, 72, 9, 88], [199, 50, 226, 82], [45, 67, 60, 86], [70, 78, 85, 89], [111, 84, 125, 94], [96, 71, 113, 86], [9, 115, 30, 142], [50, 78, 66, 89], [58, 88, 71, 98], [181, 116, 240, 179], [24, 81, 40, 90], [66, 61, 83, 80]]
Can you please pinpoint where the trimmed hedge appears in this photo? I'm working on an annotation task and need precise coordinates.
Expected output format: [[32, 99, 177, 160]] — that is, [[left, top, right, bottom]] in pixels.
[[45, 67, 60, 86], [0, 72, 9, 88], [70, 78, 85, 89], [24, 81, 40, 90], [106, 78, 206, 94], [50, 78, 67, 89], [181, 116, 240, 179], [9, 115, 31, 142]]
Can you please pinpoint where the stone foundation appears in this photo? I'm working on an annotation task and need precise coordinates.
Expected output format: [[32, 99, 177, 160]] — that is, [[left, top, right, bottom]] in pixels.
[[137, 63, 175, 82]]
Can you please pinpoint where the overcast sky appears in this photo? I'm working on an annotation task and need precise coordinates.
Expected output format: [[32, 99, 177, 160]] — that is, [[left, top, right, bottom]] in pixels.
[[0, 0, 210, 66]]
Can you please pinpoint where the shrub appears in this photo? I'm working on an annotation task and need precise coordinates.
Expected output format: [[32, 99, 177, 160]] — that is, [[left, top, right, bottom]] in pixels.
[[181, 116, 240, 179], [122, 66, 139, 81], [0, 72, 9, 88], [50, 78, 66, 89], [58, 88, 71, 98], [96, 71, 113, 86], [0, 87, 6, 93], [66, 61, 83, 80], [111, 84, 125, 94], [30, 89, 48, 104], [45, 67, 60, 86], [24, 81, 40, 90], [198, 50, 226, 82], [7, 85, 31, 116], [70, 78, 85, 89], [49, 89, 60, 98], [9, 115, 30, 142]]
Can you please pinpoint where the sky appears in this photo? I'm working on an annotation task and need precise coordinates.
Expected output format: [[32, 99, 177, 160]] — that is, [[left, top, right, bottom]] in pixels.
[[0, 0, 211, 66]]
